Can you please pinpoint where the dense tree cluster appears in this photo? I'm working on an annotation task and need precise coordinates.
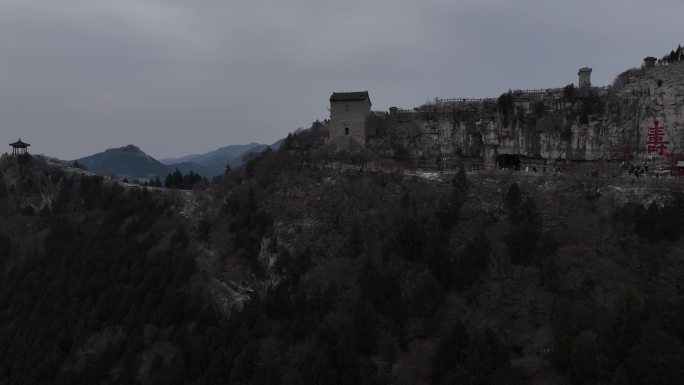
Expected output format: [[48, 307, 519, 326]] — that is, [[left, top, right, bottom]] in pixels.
[[142, 176, 163, 187], [0, 176, 196, 384], [662, 44, 683, 63], [0, 172, 7, 199], [0, 232, 9, 270], [432, 321, 515, 385], [552, 293, 684, 385], [1, 169, 355, 385], [563, 84, 577, 102], [612, 193, 684, 242], [453, 232, 491, 289], [358, 258, 403, 322], [164, 169, 205, 189], [505, 183, 557, 265], [497, 91, 515, 127], [225, 187, 274, 275], [533, 101, 546, 118], [210, 157, 510, 384], [579, 91, 606, 124], [383, 167, 491, 291]]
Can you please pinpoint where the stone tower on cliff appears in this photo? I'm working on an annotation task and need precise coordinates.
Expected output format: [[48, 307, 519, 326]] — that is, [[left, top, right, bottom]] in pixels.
[[578, 67, 592, 90], [329, 91, 371, 149]]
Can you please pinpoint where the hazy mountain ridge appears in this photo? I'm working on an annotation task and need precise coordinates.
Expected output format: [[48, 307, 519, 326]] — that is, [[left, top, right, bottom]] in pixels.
[[159, 143, 262, 166], [161, 139, 284, 175], [76, 139, 283, 179]]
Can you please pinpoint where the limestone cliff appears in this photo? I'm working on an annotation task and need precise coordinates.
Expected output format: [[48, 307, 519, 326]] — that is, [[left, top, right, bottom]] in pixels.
[[367, 61, 684, 167]]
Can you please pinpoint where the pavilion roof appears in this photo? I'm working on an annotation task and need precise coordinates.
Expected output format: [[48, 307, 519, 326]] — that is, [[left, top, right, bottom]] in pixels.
[[9, 139, 30, 148]]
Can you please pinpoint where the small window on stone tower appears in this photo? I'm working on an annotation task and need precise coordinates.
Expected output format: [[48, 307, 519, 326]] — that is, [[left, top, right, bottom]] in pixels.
[[345, 104, 350, 112], [345, 127, 350, 135]]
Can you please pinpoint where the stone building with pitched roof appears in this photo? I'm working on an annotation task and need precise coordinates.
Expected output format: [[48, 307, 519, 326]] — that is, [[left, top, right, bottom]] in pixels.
[[329, 91, 371, 149]]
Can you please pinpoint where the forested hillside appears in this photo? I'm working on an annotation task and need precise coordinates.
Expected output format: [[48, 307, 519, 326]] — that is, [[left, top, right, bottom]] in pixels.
[[1, 126, 684, 384]]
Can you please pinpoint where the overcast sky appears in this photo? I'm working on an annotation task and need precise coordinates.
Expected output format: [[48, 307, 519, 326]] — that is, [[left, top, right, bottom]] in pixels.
[[1, 0, 682, 159]]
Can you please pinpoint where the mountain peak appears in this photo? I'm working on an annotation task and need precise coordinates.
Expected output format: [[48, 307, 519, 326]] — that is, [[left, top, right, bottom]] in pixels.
[[78, 145, 169, 179], [123, 144, 141, 151], [103, 144, 143, 154]]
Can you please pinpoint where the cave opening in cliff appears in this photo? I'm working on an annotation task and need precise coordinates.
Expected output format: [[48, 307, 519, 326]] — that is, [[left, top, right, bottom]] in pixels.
[[496, 154, 522, 170]]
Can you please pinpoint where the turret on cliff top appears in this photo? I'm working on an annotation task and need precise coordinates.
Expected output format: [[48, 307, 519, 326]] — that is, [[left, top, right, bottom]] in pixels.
[[578, 67, 592, 90], [644, 56, 658, 69]]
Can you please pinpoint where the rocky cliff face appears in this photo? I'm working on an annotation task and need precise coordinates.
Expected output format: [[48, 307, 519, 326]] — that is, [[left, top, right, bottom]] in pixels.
[[367, 62, 684, 167]]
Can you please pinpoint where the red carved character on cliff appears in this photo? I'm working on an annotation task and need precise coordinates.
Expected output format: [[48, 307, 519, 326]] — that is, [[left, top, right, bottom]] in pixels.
[[647, 120, 669, 155]]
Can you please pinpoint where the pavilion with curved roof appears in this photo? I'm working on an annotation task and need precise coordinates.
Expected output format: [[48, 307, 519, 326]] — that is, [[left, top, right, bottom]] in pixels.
[[9, 139, 30, 155]]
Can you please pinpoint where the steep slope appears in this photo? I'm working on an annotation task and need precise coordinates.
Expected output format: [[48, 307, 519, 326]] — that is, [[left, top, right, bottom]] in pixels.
[[77, 144, 171, 179], [0, 154, 204, 384], [200, 127, 684, 385]]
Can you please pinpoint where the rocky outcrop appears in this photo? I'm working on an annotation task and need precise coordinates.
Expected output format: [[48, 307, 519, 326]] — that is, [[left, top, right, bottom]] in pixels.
[[367, 62, 684, 168]]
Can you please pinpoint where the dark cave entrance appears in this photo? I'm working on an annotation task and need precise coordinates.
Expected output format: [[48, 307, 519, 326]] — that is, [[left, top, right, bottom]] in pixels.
[[496, 154, 522, 170]]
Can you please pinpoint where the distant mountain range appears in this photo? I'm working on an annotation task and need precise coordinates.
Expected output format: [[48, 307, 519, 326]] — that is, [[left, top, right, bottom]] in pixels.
[[159, 143, 263, 166], [76, 139, 283, 179]]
